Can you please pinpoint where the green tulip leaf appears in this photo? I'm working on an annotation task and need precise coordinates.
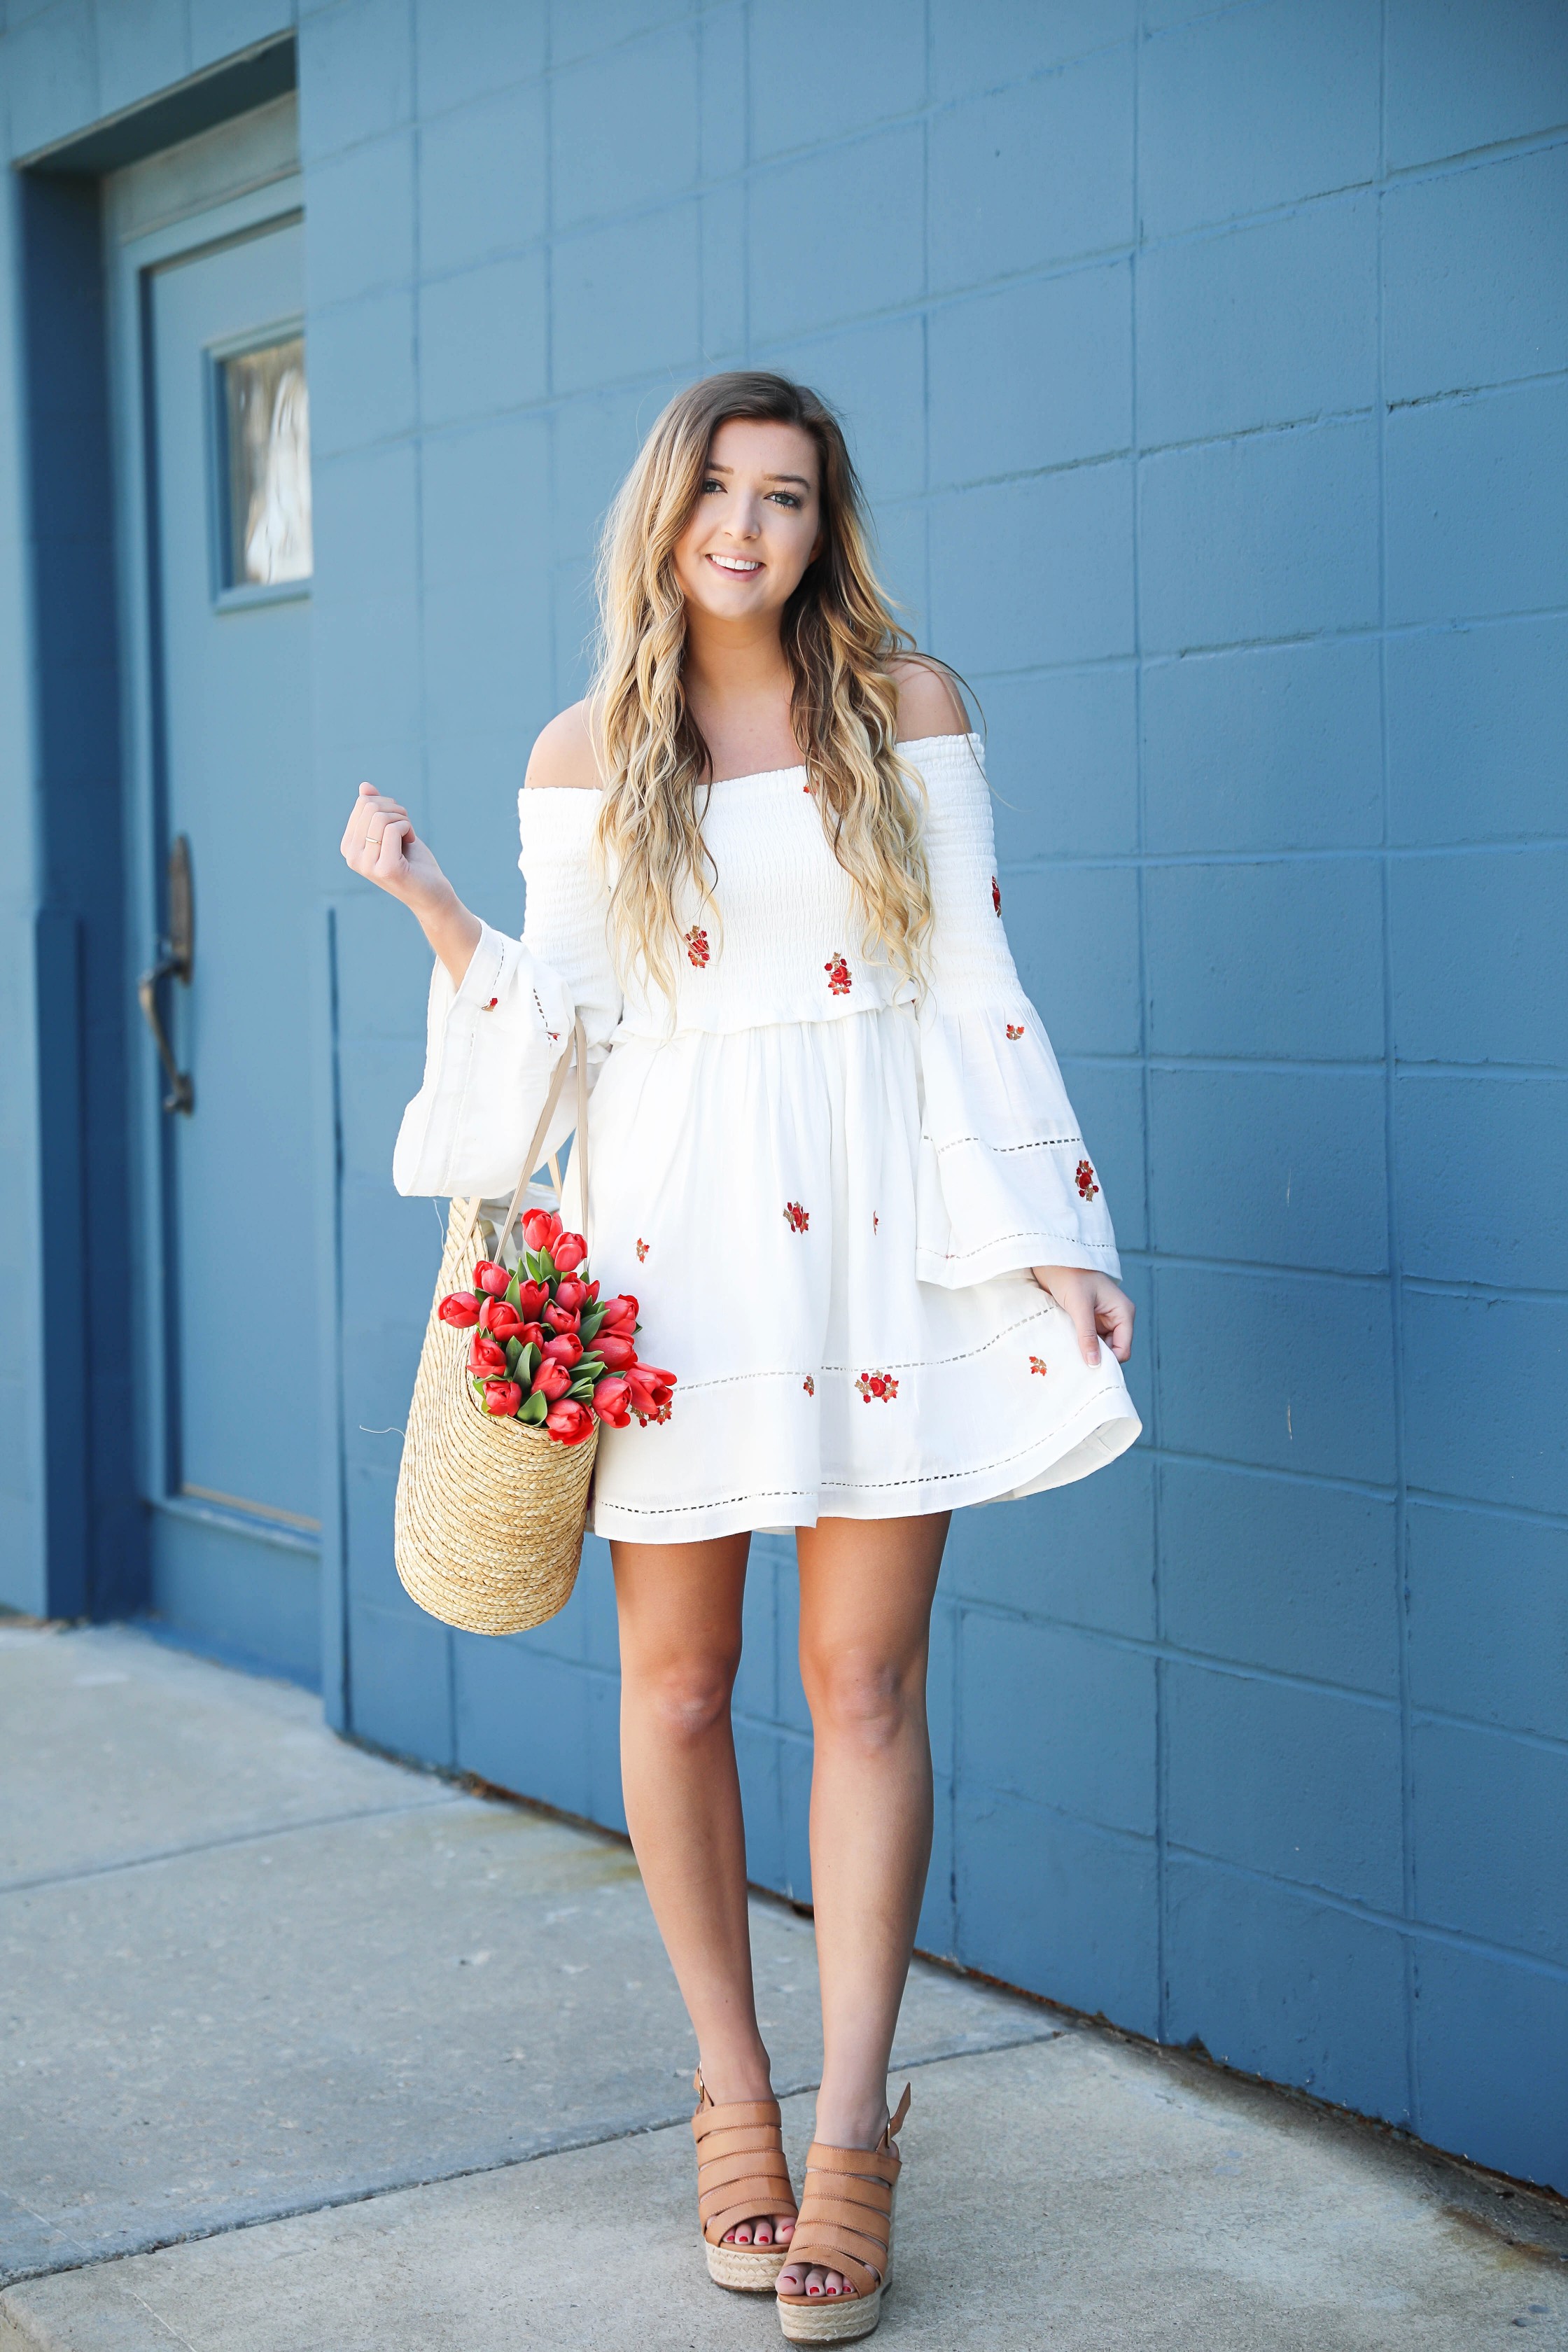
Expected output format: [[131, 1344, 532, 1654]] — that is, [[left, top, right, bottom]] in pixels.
[[504, 1337, 522, 1373], [518, 1391, 549, 1424]]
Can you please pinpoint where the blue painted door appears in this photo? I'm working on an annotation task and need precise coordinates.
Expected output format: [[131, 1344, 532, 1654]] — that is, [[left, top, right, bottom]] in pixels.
[[141, 217, 320, 1681]]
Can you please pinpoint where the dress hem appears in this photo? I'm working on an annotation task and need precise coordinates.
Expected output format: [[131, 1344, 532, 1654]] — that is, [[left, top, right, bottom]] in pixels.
[[589, 1381, 1142, 1546]]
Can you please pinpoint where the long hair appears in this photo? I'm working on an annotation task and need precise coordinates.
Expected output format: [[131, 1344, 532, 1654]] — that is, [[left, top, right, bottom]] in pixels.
[[589, 372, 939, 1003]]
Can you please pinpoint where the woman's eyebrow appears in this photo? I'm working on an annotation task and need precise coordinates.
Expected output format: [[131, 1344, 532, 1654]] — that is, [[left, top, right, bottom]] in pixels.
[[704, 461, 813, 489]]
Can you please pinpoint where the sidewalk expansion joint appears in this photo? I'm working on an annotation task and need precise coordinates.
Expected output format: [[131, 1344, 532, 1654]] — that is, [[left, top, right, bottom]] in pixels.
[[0, 1793, 467, 1900]]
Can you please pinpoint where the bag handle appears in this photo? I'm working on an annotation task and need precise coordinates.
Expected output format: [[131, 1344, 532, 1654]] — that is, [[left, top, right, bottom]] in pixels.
[[458, 1014, 590, 1266]]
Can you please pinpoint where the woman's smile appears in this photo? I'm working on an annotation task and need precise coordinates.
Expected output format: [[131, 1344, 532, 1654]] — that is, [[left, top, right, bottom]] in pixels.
[[706, 552, 763, 575]]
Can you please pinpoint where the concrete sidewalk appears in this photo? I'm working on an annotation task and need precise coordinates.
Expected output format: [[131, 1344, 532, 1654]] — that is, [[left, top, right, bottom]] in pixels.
[[1, 1623, 1564, 2349]]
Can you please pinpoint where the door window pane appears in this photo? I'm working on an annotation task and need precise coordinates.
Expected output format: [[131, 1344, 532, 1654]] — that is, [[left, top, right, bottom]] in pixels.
[[221, 337, 312, 587]]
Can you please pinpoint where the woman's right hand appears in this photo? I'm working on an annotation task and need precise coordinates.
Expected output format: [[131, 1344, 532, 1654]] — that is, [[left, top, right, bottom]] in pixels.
[[340, 781, 482, 986], [340, 781, 449, 914]]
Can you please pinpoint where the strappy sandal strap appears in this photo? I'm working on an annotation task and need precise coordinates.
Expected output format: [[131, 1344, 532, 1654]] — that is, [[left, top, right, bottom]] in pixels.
[[779, 2085, 911, 2301], [691, 2069, 797, 2248]]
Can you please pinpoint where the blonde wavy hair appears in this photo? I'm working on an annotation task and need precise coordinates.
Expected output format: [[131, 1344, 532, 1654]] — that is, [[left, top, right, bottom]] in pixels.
[[589, 372, 941, 1003]]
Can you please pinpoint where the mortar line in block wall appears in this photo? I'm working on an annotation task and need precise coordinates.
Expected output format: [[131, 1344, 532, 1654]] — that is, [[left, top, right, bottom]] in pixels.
[[1159, 1840, 1568, 1983], [1373, 0, 1420, 2139], [1128, 0, 1168, 2050], [741, 0, 752, 363], [542, 6, 559, 703]]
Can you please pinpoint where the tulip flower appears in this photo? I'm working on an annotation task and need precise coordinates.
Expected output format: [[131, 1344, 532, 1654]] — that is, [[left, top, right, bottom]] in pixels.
[[438, 1292, 481, 1328], [598, 1294, 638, 1331], [480, 1298, 526, 1341], [482, 1380, 522, 1417], [516, 1280, 550, 1320], [545, 1399, 595, 1446], [474, 1260, 510, 1297], [540, 1331, 583, 1367], [555, 1277, 590, 1312], [522, 1208, 562, 1252], [552, 1231, 587, 1272], [470, 1334, 507, 1379], [625, 1364, 676, 1420], [595, 1331, 638, 1371], [532, 1357, 572, 1402], [544, 1300, 580, 1334], [591, 1375, 632, 1429]]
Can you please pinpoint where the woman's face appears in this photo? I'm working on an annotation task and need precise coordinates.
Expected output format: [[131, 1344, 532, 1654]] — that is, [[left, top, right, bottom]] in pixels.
[[672, 416, 822, 629]]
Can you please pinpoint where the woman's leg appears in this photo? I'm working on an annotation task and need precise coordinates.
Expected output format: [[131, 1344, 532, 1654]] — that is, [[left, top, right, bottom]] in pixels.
[[610, 1532, 793, 2248], [777, 1511, 948, 2300]]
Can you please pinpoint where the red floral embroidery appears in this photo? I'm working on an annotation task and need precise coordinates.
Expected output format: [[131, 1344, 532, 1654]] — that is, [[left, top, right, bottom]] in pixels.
[[485, 997, 498, 1010], [1005, 1023, 1024, 1041], [855, 1371, 899, 1404], [636, 1237, 650, 1261], [783, 1200, 809, 1234], [825, 952, 852, 996], [1076, 1158, 1100, 1203], [873, 1211, 880, 1233], [636, 1398, 673, 1426], [803, 1375, 815, 1396], [685, 926, 710, 967], [991, 876, 1002, 916], [1030, 1354, 1049, 1377]]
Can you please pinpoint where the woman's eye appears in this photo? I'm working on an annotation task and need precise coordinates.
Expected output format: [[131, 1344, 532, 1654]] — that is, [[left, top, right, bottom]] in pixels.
[[701, 476, 724, 493], [769, 491, 802, 509]]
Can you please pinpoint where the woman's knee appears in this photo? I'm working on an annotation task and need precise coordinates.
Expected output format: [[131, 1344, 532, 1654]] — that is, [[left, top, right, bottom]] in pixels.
[[624, 1646, 741, 1743], [800, 1642, 923, 1751]]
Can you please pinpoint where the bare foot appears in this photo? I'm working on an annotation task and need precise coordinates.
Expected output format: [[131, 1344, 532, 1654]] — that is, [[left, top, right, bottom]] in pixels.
[[696, 2061, 795, 2257], [777, 2100, 889, 2302], [723, 2212, 794, 2250], [778, 2258, 857, 2299]]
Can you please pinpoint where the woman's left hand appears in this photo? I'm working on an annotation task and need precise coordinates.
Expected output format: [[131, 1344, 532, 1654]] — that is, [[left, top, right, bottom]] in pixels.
[[1030, 1266, 1135, 1366]]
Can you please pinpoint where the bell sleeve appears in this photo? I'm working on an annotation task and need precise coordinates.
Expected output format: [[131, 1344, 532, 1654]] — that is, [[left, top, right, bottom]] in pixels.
[[913, 736, 1121, 1290], [391, 788, 619, 1198]]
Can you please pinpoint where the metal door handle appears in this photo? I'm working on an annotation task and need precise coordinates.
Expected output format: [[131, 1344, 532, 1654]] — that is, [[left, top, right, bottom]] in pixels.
[[138, 834, 195, 1114]]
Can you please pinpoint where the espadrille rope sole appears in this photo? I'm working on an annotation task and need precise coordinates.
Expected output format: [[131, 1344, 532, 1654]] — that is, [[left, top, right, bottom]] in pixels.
[[776, 2085, 909, 2344], [707, 2236, 791, 2290], [692, 2071, 797, 2293], [777, 2257, 892, 2344]]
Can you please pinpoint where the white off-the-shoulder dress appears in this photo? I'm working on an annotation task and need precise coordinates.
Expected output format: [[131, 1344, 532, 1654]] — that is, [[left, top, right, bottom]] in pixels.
[[395, 732, 1140, 1543]]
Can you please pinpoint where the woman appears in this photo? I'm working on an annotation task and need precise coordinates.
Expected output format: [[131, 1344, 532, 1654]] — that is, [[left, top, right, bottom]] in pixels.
[[342, 372, 1138, 2342]]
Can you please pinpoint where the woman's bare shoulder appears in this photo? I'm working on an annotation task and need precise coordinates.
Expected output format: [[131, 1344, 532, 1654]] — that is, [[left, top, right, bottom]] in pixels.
[[524, 700, 603, 790], [888, 655, 970, 741]]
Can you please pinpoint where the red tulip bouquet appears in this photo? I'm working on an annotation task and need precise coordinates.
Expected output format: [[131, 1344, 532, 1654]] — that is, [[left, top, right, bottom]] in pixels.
[[436, 1208, 676, 1448]]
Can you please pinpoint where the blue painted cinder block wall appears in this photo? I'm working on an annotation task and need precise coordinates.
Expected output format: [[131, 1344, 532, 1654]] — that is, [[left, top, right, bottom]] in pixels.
[[1, 1, 1562, 2191]]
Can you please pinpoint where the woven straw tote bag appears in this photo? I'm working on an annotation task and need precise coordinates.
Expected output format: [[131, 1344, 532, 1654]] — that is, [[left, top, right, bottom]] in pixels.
[[394, 1017, 597, 1635]]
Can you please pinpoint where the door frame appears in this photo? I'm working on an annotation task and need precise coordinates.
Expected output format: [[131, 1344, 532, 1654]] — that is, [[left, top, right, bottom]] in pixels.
[[106, 153, 349, 1711]]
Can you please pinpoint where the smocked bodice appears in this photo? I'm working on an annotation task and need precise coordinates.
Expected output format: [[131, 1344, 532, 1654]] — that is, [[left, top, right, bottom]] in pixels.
[[516, 732, 1014, 1041]]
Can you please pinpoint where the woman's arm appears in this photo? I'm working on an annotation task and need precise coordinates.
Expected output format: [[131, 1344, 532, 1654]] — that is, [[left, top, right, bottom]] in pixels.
[[901, 658, 1134, 1369], [339, 780, 481, 987]]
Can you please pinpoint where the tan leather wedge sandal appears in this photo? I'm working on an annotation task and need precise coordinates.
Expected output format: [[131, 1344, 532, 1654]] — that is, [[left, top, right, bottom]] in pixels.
[[775, 2083, 911, 2343], [691, 2069, 799, 2290]]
